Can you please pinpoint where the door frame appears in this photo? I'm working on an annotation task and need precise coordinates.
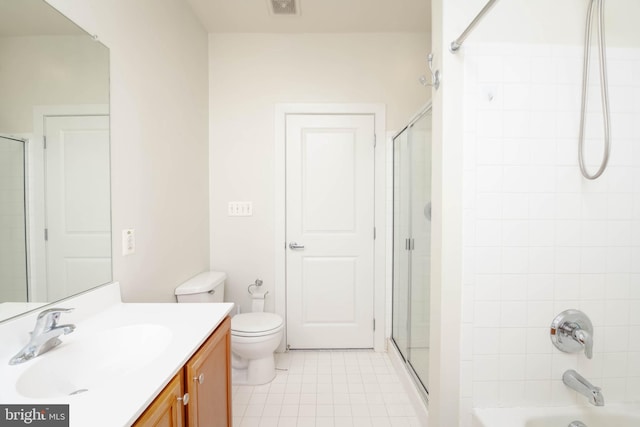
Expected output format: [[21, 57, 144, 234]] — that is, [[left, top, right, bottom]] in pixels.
[[274, 103, 386, 352]]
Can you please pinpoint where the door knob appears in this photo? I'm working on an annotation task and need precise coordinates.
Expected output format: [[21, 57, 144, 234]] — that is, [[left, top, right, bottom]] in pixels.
[[289, 242, 305, 250]]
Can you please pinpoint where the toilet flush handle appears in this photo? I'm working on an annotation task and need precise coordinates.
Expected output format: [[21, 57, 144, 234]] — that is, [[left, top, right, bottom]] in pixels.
[[289, 242, 305, 250]]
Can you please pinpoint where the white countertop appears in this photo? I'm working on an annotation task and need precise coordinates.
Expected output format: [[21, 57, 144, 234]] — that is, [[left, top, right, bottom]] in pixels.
[[0, 283, 234, 427], [0, 302, 48, 322]]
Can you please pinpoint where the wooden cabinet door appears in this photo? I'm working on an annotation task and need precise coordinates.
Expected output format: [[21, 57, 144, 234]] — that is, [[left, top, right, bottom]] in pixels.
[[134, 371, 185, 427], [185, 316, 231, 427]]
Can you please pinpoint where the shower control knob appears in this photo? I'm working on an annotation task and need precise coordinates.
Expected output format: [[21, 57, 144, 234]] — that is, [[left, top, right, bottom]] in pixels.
[[550, 309, 594, 359]]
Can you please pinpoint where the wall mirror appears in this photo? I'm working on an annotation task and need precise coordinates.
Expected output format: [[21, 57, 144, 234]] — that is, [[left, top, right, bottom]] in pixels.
[[0, 0, 111, 322]]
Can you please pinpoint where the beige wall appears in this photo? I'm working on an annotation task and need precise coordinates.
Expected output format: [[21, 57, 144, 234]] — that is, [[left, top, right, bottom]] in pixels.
[[209, 32, 430, 313], [0, 35, 109, 134], [45, 0, 210, 302]]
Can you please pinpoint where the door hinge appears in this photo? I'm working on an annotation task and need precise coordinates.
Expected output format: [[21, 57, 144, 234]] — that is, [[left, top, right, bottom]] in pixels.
[[373, 319, 376, 331], [43, 135, 47, 149], [373, 134, 377, 148], [44, 228, 48, 241], [373, 227, 376, 240]]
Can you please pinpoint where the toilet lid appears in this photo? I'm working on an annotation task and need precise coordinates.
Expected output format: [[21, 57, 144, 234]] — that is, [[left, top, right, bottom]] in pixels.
[[231, 312, 283, 334]]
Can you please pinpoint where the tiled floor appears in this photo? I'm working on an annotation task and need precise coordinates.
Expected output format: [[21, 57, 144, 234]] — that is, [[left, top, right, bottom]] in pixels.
[[232, 350, 423, 427]]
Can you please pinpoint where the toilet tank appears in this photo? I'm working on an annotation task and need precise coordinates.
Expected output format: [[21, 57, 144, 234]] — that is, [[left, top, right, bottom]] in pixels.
[[175, 271, 226, 303]]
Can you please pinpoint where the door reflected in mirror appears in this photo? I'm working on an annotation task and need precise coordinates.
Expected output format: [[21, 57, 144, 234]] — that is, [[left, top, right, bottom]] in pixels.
[[0, 0, 111, 322]]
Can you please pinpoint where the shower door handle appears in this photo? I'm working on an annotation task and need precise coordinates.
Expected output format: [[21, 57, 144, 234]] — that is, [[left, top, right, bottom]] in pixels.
[[289, 242, 305, 250]]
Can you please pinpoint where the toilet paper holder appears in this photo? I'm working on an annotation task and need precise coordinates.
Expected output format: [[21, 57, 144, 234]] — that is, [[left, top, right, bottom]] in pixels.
[[247, 279, 268, 296]]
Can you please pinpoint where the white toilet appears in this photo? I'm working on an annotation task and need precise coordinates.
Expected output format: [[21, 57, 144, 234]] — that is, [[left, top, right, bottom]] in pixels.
[[174, 271, 284, 385]]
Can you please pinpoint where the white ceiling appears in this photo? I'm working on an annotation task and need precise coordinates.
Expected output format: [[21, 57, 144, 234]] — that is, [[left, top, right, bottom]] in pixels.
[[185, 0, 431, 33]]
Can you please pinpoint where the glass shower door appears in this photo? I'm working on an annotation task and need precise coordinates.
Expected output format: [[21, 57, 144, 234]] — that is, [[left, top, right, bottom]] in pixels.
[[392, 127, 411, 358], [407, 111, 431, 392], [0, 136, 28, 302], [391, 105, 432, 400]]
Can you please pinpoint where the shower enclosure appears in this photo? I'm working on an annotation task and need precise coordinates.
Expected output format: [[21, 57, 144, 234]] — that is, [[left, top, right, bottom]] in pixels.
[[0, 135, 29, 302], [392, 104, 432, 400]]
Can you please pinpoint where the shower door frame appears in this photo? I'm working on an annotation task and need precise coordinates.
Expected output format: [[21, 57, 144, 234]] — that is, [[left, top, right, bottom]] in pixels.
[[0, 134, 31, 302], [390, 102, 432, 403]]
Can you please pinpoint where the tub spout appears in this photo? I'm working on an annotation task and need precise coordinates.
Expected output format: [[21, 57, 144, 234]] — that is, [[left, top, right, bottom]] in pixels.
[[563, 369, 604, 406]]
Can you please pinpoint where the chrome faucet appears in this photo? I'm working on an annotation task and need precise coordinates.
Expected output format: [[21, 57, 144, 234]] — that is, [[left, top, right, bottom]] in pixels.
[[9, 308, 76, 365], [563, 369, 604, 406]]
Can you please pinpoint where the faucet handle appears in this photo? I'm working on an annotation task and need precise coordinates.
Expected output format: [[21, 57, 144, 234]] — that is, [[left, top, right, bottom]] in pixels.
[[573, 328, 593, 359], [38, 307, 74, 318], [35, 308, 74, 329], [550, 309, 594, 359]]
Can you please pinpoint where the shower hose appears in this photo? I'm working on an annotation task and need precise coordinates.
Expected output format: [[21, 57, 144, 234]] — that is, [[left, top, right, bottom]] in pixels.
[[578, 0, 611, 180]]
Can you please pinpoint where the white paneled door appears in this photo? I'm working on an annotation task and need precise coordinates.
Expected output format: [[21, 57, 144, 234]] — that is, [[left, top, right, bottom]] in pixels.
[[286, 114, 375, 349], [45, 115, 111, 301]]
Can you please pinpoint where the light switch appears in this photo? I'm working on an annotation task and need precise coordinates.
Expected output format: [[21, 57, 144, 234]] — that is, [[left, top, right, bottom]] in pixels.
[[228, 201, 253, 216], [122, 229, 135, 255]]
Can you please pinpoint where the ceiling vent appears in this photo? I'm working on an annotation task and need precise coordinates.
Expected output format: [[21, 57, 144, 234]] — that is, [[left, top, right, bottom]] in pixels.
[[269, 0, 298, 15]]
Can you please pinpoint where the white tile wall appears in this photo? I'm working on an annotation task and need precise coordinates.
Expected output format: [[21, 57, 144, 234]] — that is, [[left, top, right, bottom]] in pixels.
[[461, 43, 640, 417]]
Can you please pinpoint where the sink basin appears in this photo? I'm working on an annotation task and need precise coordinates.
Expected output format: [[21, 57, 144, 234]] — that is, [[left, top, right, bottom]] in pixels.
[[15, 324, 172, 399]]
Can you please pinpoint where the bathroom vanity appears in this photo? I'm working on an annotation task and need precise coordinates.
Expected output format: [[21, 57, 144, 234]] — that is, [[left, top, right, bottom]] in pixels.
[[134, 316, 231, 426], [0, 283, 234, 427]]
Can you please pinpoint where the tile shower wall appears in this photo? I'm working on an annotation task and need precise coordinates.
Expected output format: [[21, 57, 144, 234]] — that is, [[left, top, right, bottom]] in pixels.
[[460, 43, 640, 419]]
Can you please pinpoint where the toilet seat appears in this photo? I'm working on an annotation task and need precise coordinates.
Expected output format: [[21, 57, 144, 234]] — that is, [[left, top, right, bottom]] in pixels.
[[231, 312, 283, 337]]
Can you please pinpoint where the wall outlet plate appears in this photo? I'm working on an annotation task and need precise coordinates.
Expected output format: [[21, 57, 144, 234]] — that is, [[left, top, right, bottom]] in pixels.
[[228, 201, 253, 216], [122, 229, 135, 255]]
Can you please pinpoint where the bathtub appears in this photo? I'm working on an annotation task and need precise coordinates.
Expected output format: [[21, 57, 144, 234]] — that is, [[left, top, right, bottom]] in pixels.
[[473, 404, 640, 427]]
